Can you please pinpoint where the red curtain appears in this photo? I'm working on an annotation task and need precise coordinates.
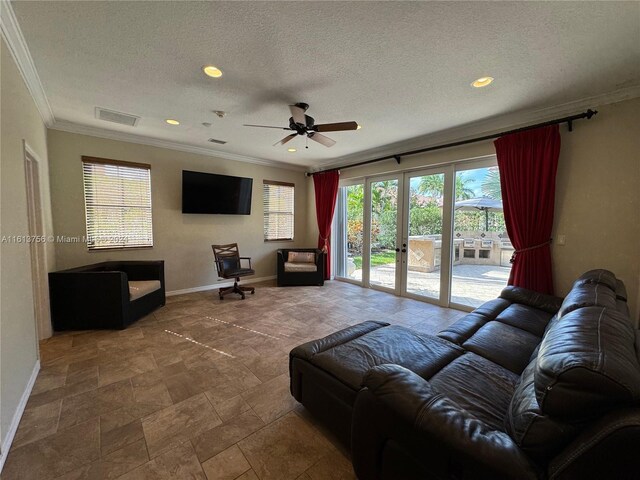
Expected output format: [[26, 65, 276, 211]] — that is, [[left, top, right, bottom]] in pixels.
[[494, 125, 561, 295], [313, 171, 340, 279]]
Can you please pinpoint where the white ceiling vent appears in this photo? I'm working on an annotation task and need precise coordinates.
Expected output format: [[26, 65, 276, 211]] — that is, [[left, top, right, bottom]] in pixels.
[[95, 107, 140, 127], [208, 138, 227, 145]]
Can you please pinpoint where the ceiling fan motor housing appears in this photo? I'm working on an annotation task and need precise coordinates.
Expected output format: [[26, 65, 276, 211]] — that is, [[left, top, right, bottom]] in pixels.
[[289, 114, 315, 134]]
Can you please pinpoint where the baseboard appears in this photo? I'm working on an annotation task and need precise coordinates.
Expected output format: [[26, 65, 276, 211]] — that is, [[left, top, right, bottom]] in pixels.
[[166, 275, 277, 297], [0, 360, 40, 473]]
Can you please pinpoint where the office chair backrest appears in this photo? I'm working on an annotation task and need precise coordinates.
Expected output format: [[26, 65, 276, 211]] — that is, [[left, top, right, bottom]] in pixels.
[[212, 243, 240, 277]]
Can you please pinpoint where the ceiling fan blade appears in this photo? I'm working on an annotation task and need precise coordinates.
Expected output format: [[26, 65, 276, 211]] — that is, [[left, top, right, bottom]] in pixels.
[[243, 124, 292, 130], [314, 121, 359, 132], [308, 132, 336, 147], [289, 105, 306, 125], [273, 134, 298, 147]]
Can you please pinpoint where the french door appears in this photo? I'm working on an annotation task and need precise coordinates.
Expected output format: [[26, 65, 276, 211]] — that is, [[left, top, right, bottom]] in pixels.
[[333, 158, 510, 309]]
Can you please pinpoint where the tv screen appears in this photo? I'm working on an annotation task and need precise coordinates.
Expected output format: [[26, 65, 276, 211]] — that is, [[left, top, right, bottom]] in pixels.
[[182, 170, 253, 215]]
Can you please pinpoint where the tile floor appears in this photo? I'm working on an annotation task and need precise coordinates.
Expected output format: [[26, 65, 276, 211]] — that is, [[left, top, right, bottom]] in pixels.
[[2, 280, 466, 480]]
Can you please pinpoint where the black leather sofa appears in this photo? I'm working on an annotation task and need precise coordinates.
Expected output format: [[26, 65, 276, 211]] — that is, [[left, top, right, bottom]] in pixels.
[[289, 270, 640, 479], [49, 260, 165, 330], [277, 248, 325, 286]]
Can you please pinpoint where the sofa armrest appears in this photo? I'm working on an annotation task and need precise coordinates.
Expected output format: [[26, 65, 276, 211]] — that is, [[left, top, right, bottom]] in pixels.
[[113, 261, 164, 284], [353, 364, 539, 480], [500, 285, 563, 314]]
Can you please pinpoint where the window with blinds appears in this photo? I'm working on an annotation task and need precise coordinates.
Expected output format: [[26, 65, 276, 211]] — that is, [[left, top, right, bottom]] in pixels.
[[82, 156, 153, 250], [263, 180, 294, 241]]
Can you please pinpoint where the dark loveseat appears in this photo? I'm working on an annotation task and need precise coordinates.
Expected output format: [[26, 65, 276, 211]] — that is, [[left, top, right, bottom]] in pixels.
[[49, 260, 165, 330], [289, 270, 640, 479]]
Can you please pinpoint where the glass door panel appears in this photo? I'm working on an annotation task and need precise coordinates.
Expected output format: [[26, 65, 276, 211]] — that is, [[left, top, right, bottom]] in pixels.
[[369, 178, 400, 291], [405, 173, 445, 300], [334, 183, 364, 282], [451, 166, 512, 308]]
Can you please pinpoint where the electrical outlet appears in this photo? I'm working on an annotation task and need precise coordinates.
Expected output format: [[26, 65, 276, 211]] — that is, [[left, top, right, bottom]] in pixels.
[[557, 235, 566, 246]]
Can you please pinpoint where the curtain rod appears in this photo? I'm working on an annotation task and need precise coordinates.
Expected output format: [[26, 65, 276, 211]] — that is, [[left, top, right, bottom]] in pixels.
[[305, 108, 598, 177]]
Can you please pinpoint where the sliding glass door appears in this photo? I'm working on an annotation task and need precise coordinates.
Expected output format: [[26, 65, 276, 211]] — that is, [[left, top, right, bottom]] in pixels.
[[333, 158, 511, 309]]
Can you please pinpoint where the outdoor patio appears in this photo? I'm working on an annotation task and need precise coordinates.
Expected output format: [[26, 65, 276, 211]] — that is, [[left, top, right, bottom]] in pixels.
[[350, 263, 512, 309]]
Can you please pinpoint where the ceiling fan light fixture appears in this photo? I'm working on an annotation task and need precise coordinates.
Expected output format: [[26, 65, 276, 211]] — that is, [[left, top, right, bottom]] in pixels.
[[203, 65, 223, 78], [471, 76, 494, 88], [165, 119, 180, 125], [287, 148, 297, 152]]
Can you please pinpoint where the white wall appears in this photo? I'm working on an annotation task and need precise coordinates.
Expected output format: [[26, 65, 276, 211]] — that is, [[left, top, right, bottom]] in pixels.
[[0, 37, 54, 449], [47, 130, 310, 293], [325, 97, 640, 323]]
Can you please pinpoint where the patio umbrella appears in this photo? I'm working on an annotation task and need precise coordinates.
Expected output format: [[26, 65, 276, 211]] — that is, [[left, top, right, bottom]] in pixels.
[[454, 197, 503, 231]]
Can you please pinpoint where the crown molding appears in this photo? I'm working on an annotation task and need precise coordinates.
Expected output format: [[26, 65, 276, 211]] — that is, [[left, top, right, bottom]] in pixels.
[[0, 0, 54, 126], [310, 84, 640, 172], [50, 120, 307, 171]]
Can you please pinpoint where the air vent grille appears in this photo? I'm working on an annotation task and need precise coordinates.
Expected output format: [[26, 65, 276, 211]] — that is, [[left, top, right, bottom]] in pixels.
[[208, 138, 227, 145], [95, 107, 140, 127]]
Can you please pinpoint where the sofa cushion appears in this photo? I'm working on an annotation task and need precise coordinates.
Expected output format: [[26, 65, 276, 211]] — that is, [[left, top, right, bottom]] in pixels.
[[284, 262, 317, 273], [462, 321, 541, 374], [573, 269, 618, 292], [288, 251, 315, 263], [535, 306, 640, 419], [429, 352, 519, 430], [505, 359, 576, 461], [557, 282, 618, 318], [495, 303, 554, 337], [310, 326, 464, 390], [438, 298, 511, 344], [129, 280, 161, 301]]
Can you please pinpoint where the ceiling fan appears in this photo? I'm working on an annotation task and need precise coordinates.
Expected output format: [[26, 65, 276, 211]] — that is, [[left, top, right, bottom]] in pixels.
[[243, 103, 358, 148]]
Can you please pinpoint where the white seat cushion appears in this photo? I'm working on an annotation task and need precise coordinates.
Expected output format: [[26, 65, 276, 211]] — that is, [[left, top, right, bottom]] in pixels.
[[284, 262, 318, 273], [129, 280, 161, 301]]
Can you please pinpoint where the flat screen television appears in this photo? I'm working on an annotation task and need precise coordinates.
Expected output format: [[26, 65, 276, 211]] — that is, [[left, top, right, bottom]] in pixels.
[[182, 170, 253, 215]]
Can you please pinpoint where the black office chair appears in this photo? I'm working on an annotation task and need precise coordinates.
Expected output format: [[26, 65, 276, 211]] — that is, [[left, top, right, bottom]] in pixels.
[[211, 243, 255, 300]]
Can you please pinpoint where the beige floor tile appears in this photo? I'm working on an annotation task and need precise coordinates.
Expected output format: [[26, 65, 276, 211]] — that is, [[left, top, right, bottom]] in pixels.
[[192, 410, 265, 463], [1, 418, 100, 480], [55, 438, 149, 480], [241, 373, 297, 424], [201, 444, 251, 480], [238, 412, 333, 480], [100, 416, 145, 456], [211, 394, 251, 422], [142, 392, 222, 458], [235, 471, 259, 480], [10, 399, 61, 449], [298, 449, 356, 479], [117, 442, 206, 480], [98, 354, 157, 387], [58, 378, 133, 430]]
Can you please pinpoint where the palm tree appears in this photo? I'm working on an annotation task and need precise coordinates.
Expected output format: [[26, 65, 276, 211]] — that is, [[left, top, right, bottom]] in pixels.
[[418, 174, 474, 200], [481, 167, 502, 199]]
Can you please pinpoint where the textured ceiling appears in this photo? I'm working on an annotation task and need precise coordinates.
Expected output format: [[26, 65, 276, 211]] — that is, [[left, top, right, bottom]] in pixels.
[[11, 1, 640, 168]]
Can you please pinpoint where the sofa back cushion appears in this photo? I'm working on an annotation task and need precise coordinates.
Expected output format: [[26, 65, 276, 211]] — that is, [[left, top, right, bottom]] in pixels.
[[534, 306, 640, 420], [557, 282, 617, 318], [505, 359, 576, 461], [288, 251, 315, 263]]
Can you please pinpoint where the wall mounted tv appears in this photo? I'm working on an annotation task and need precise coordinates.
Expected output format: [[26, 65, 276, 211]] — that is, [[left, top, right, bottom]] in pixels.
[[182, 170, 253, 215]]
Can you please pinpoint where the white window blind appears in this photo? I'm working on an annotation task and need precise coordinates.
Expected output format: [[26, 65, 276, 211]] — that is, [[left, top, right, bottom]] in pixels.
[[82, 156, 153, 250], [263, 180, 294, 241]]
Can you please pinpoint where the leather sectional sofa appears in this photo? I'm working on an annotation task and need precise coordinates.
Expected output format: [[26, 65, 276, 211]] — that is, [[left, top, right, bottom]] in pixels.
[[289, 270, 640, 479]]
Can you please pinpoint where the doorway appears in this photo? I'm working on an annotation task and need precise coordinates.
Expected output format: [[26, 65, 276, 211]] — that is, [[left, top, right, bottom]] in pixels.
[[333, 158, 512, 309], [24, 142, 52, 342]]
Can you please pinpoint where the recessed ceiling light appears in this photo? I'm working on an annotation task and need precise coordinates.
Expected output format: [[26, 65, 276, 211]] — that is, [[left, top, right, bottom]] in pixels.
[[471, 76, 494, 88], [356, 124, 362, 130], [287, 148, 297, 152], [165, 119, 180, 125], [203, 65, 223, 78]]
